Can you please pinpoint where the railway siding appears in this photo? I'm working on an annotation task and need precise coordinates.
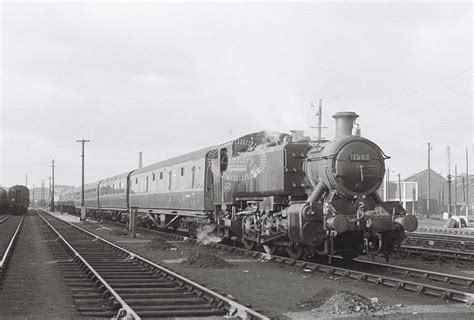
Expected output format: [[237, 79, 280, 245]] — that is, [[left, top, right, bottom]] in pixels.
[[0, 215, 23, 279], [0, 213, 80, 318], [37, 210, 269, 319]]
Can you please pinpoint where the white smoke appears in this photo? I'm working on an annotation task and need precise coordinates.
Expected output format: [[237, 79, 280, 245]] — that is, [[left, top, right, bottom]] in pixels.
[[196, 224, 222, 245]]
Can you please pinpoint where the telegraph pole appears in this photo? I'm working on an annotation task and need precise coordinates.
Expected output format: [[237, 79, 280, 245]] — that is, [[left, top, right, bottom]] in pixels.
[[77, 139, 90, 221], [310, 99, 327, 141], [467, 149, 470, 218], [427, 143, 431, 218], [41, 180, 45, 208], [51, 159, 55, 211], [454, 165, 458, 215], [32, 184, 35, 207], [48, 176, 51, 205], [447, 146, 452, 217]]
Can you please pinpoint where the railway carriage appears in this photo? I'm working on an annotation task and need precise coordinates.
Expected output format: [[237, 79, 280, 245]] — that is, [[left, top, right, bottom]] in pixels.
[[129, 147, 213, 232], [95, 172, 134, 221], [0, 187, 9, 214], [8, 185, 30, 215]]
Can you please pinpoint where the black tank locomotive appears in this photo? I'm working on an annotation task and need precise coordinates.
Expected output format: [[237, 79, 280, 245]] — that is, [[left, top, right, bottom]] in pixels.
[[213, 112, 417, 260]]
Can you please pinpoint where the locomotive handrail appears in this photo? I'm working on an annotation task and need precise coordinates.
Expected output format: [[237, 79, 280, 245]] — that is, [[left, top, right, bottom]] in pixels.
[[0, 215, 24, 269], [36, 211, 140, 320], [45, 211, 270, 320]]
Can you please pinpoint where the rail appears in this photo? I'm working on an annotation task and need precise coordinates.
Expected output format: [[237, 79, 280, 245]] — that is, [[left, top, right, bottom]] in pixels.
[[0, 215, 11, 224], [36, 211, 140, 320], [0, 215, 25, 275]]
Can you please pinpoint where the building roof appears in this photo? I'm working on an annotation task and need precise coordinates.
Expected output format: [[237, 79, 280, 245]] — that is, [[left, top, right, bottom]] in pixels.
[[404, 168, 447, 182]]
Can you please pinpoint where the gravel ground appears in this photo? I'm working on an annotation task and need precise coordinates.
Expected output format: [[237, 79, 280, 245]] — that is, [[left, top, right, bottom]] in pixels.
[[48, 212, 474, 319], [0, 214, 81, 319]]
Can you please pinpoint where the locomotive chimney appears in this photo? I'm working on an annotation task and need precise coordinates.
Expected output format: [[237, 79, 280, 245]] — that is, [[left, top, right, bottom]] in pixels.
[[333, 112, 359, 139], [138, 151, 143, 169]]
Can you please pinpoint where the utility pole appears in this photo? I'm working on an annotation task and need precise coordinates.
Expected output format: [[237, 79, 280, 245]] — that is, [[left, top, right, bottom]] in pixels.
[[454, 165, 458, 215], [447, 146, 452, 217], [462, 176, 466, 212], [32, 184, 35, 207], [77, 139, 90, 221], [427, 143, 431, 218], [310, 99, 327, 141], [51, 159, 55, 211], [41, 180, 45, 208], [317, 99, 322, 141], [48, 176, 51, 205], [467, 149, 470, 218]]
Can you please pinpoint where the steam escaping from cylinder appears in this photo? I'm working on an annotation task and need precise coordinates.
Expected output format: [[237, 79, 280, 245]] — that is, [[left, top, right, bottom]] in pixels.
[[196, 224, 222, 245]]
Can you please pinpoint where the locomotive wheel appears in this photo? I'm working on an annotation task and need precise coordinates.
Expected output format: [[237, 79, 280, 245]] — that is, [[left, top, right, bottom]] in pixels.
[[242, 238, 255, 250], [287, 244, 304, 260]]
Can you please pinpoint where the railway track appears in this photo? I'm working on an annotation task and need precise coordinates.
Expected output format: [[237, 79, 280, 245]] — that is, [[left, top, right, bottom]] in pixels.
[[406, 232, 474, 251], [401, 245, 474, 262], [52, 211, 474, 307], [36, 210, 269, 319], [0, 215, 11, 223], [400, 232, 474, 262], [0, 215, 24, 279], [81, 214, 474, 305]]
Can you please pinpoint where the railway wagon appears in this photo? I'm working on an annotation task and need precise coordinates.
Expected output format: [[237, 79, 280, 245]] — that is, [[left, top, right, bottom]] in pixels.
[[0, 187, 9, 214], [8, 185, 30, 215]]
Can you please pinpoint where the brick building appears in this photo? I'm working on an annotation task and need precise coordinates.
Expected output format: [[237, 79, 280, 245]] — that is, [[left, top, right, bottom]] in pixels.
[[404, 169, 448, 215]]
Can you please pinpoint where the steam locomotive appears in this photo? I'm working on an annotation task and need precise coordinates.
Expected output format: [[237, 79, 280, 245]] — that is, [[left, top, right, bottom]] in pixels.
[[58, 111, 417, 261]]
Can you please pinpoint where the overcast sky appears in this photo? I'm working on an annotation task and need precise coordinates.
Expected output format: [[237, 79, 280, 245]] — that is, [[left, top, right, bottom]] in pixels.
[[1, 1, 472, 189]]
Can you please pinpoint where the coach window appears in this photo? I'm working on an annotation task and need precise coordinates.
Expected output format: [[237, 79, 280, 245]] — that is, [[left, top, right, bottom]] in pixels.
[[181, 167, 185, 176], [112, 184, 115, 194], [168, 171, 172, 190], [118, 182, 122, 193], [160, 172, 163, 180], [145, 176, 149, 193], [152, 173, 156, 181], [136, 178, 138, 184]]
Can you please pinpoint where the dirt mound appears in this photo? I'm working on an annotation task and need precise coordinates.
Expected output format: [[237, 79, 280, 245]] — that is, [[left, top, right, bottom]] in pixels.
[[181, 249, 233, 269], [298, 288, 398, 315], [147, 237, 176, 251], [298, 287, 336, 310]]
